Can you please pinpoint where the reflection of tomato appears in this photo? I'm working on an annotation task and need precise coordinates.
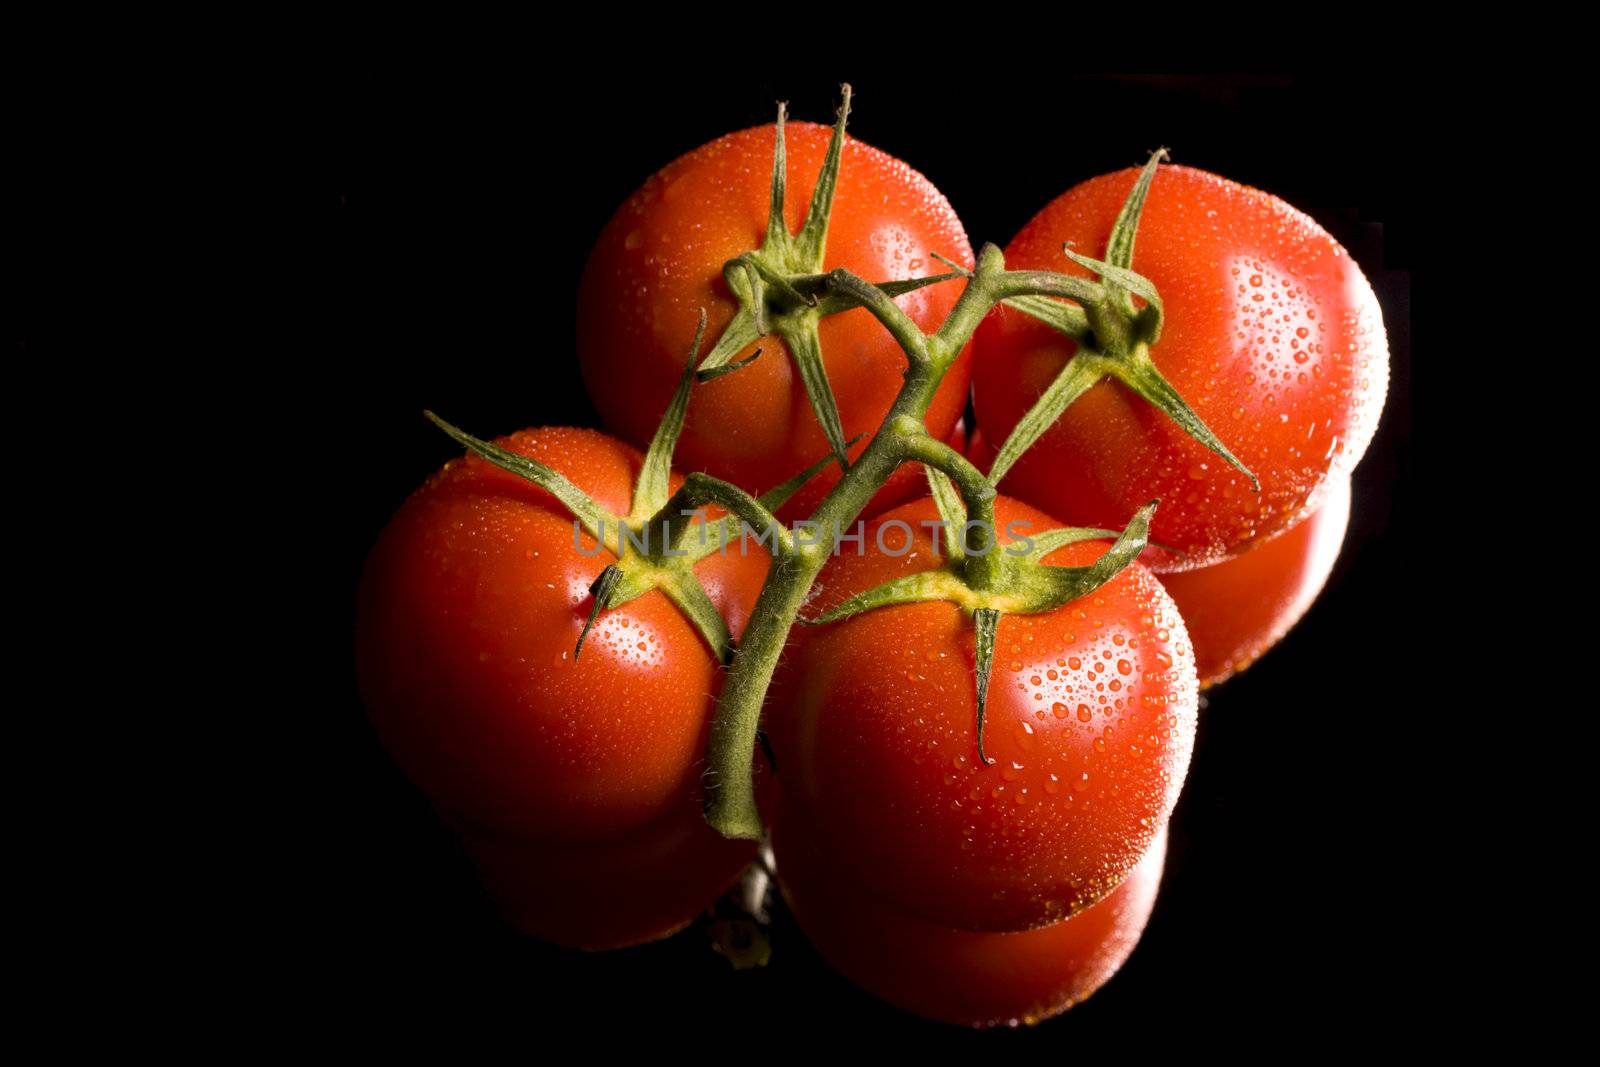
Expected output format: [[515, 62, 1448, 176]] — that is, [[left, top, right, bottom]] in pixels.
[[777, 817, 1167, 1028], [356, 427, 764, 948], [972, 164, 1386, 569], [578, 122, 974, 518], [1159, 474, 1351, 688], [768, 496, 1196, 932], [460, 812, 756, 951]]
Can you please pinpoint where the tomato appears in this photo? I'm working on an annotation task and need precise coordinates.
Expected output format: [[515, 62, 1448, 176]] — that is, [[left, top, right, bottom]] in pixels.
[[943, 418, 968, 453], [767, 496, 1197, 932], [965, 426, 994, 474], [1158, 473, 1351, 688], [355, 426, 765, 948], [578, 121, 975, 519], [971, 164, 1386, 570], [776, 818, 1166, 1028]]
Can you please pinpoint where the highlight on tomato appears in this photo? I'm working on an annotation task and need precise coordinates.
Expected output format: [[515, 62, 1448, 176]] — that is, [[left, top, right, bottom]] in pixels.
[[578, 90, 975, 520], [775, 818, 1168, 1028], [1158, 474, 1352, 687], [355, 423, 767, 949], [766, 495, 1197, 933], [971, 160, 1386, 570]]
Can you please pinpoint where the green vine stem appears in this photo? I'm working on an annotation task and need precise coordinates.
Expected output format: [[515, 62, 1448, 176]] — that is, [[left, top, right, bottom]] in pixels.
[[702, 245, 1154, 839]]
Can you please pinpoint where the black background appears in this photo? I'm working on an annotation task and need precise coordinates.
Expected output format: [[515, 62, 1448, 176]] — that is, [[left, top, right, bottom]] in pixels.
[[296, 71, 1415, 1045]]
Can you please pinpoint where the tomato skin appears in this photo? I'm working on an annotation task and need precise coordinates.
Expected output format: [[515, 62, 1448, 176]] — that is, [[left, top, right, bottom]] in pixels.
[[767, 496, 1197, 933], [776, 818, 1166, 1028], [965, 427, 994, 474], [356, 427, 763, 947], [971, 164, 1386, 570], [1159, 474, 1351, 688], [578, 122, 975, 519]]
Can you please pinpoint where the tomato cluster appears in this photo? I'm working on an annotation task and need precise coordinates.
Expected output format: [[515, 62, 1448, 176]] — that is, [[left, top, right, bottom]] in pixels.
[[355, 98, 1386, 1026]]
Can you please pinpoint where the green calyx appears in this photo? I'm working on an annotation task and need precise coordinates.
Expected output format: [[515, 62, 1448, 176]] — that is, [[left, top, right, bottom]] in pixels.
[[985, 149, 1258, 491], [692, 84, 963, 471], [426, 312, 850, 666], [802, 423, 1159, 763], [802, 502, 1156, 624]]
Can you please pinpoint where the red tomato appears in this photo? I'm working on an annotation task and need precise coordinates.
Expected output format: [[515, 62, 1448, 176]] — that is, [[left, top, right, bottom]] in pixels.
[[1159, 473, 1351, 687], [776, 818, 1166, 1028], [944, 417, 970, 455], [578, 122, 974, 518], [965, 426, 995, 474], [971, 164, 1386, 570], [768, 496, 1197, 932], [356, 427, 765, 948]]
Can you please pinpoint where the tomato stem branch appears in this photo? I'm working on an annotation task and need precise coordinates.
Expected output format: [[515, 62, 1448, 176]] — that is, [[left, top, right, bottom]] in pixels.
[[700, 151, 1234, 838], [704, 243, 1139, 838], [662, 473, 797, 559]]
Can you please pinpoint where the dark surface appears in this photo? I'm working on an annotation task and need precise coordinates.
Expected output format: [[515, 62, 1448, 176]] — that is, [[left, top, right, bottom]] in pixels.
[[296, 72, 1415, 1044]]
